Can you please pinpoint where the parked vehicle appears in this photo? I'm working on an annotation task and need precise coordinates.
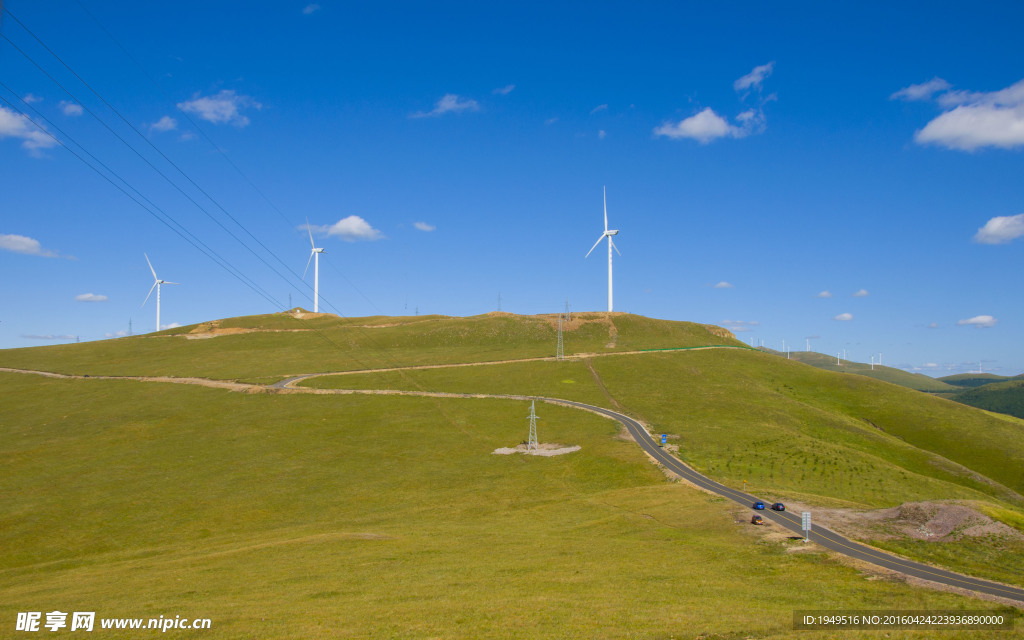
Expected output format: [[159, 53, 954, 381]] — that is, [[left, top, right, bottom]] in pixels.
[[751, 514, 764, 525]]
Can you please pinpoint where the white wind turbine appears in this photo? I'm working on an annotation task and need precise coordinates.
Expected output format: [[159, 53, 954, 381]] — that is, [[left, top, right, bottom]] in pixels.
[[142, 254, 179, 333], [585, 186, 620, 312], [303, 219, 325, 313]]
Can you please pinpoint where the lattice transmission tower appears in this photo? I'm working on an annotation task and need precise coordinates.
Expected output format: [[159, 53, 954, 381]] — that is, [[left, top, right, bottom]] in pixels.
[[556, 313, 564, 361], [527, 401, 539, 451]]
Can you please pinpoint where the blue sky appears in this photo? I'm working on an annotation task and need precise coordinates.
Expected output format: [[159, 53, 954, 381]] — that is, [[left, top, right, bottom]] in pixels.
[[1, 2, 1023, 376]]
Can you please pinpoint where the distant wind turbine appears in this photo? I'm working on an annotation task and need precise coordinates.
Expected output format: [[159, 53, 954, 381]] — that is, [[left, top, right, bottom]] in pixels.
[[585, 186, 620, 312], [303, 219, 325, 313], [142, 254, 179, 333]]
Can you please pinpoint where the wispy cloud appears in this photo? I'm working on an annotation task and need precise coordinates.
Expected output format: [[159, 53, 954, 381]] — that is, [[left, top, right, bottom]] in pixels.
[[105, 329, 129, 338], [834, 312, 853, 321], [59, 100, 83, 116], [597, 129, 606, 140], [890, 77, 952, 102], [75, 293, 108, 302], [22, 334, 75, 341], [177, 90, 261, 127], [162, 322, 182, 330], [722, 320, 759, 333], [713, 281, 734, 289], [852, 289, 869, 297], [0, 233, 60, 257], [733, 62, 774, 93], [149, 116, 177, 133], [928, 322, 939, 329], [898, 77, 1024, 151], [974, 213, 1024, 244], [655, 62, 775, 143], [411, 94, 480, 118], [544, 117, 558, 125], [23, 93, 42, 104], [590, 104, 608, 115], [307, 215, 384, 242], [302, 3, 320, 14], [958, 315, 997, 328], [815, 290, 833, 298], [413, 222, 435, 232], [0, 105, 59, 156], [492, 84, 515, 96]]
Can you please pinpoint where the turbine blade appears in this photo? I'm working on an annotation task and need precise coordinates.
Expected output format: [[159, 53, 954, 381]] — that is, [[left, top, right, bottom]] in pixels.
[[142, 281, 157, 307], [585, 234, 604, 258], [609, 236, 621, 256], [303, 249, 314, 278], [164, 281, 180, 285], [144, 253, 157, 280], [306, 218, 315, 250], [603, 186, 608, 232]]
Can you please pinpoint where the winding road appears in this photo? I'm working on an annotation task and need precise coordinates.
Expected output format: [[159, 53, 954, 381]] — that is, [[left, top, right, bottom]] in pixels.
[[4, 364, 1024, 604]]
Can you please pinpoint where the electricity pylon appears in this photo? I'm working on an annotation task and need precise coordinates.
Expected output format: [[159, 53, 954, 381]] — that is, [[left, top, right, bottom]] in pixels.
[[556, 313, 564, 361], [527, 401, 538, 451]]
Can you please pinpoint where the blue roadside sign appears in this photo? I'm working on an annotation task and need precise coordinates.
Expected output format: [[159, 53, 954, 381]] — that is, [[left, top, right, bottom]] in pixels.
[[660, 434, 667, 446]]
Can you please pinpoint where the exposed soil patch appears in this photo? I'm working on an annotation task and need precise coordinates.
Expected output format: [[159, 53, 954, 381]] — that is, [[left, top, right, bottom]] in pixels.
[[782, 500, 1022, 543], [492, 443, 581, 457]]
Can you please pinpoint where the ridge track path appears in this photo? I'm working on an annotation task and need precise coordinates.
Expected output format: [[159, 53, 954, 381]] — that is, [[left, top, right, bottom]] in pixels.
[[4, 365, 1024, 605]]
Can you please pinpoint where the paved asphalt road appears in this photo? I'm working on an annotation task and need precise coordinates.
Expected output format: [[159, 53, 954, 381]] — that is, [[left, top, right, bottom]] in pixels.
[[547, 398, 1024, 605]]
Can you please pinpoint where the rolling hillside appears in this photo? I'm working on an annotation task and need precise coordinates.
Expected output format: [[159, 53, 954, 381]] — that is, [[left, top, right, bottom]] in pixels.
[[3, 312, 1022, 638]]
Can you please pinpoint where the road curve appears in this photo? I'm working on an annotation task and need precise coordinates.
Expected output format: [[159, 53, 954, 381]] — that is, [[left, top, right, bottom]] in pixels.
[[543, 397, 1024, 605]]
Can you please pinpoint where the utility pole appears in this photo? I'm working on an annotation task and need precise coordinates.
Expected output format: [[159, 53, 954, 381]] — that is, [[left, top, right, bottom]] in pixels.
[[498, 292, 502, 312], [128, 318, 133, 336]]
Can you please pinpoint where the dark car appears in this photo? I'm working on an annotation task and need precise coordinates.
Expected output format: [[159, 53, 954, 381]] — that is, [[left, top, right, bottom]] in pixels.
[[753, 501, 765, 510], [771, 503, 786, 511], [751, 514, 764, 525]]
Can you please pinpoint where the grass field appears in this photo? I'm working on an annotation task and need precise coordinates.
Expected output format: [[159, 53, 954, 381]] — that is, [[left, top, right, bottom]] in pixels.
[[3, 372, 1020, 639], [777, 351, 957, 392]]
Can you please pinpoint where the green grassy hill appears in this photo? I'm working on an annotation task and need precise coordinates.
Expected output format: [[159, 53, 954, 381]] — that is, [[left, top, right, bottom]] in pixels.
[[0, 310, 742, 382], [951, 379, 1024, 420], [940, 373, 1023, 389], [3, 312, 1023, 637], [775, 350, 957, 392]]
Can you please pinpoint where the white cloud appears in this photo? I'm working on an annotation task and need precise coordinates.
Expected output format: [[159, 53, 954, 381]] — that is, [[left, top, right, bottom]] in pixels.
[[721, 320, 759, 333], [309, 216, 384, 242], [957, 315, 997, 328], [928, 322, 939, 329], [23, 93, 42, 104], [177, 90, 261, 127], [0, 233, 59, 257], [598, 129, 606, 140], [492, 84, 515, 95], [654, 107, 738, 143], [713, 281, 734, 289], [413, 222, 435, 232], [411, 94, 480, 118], [0, 105, 59, 156], [834, 313, 853, 321], [22, 334, 76, 341], [105, 329, 129, 338], [150, 116, 177, 133], [815, 290, 833, 298], [733, 62, 775, 92], [544, 117, 558, 125], [302, 3, 320, 14], [890, 77, 952, 102], [59, 101, 83, 116], [974, 213, 1024, 244], [590, 104, 608, 115], [852, 289, 869, 297], [75, 293, 108, 302], [162, 322, 182, 330], [906, 78, 1024, 151]]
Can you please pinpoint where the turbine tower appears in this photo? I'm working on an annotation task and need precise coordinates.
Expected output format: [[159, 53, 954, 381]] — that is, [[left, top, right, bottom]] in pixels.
[[142, 254, 178, 333], [585, 186, 620, 312], [303, 219, 325, 313]]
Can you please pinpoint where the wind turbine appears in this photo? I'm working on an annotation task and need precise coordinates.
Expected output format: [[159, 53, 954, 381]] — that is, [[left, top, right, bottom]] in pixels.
[[585, 186, 620, 312], [142, 254, 178, 333], [303, 219, 325, 313]]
